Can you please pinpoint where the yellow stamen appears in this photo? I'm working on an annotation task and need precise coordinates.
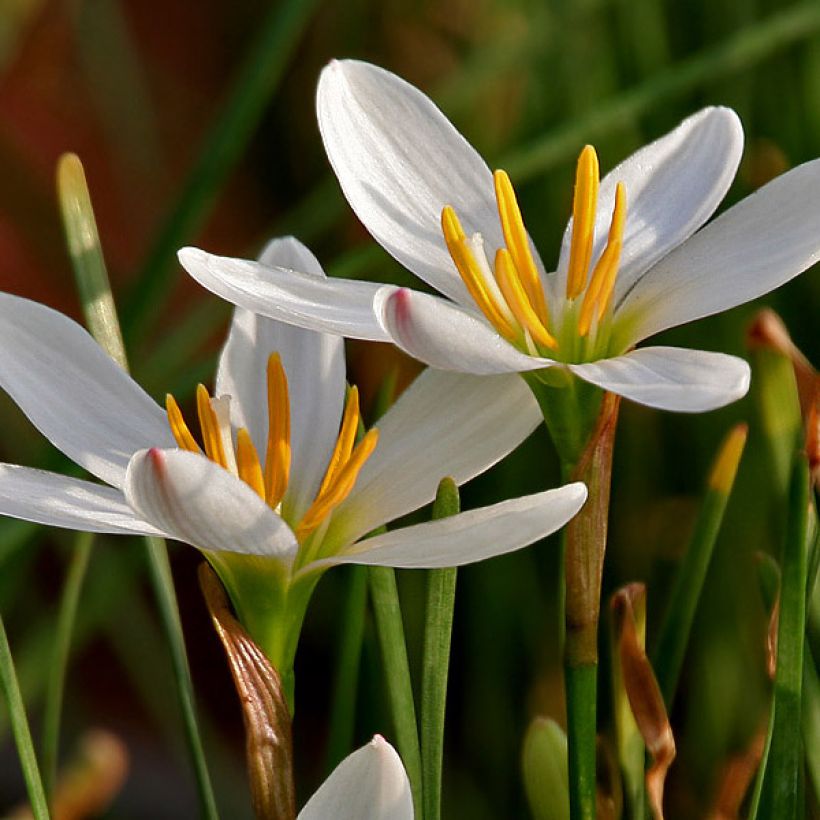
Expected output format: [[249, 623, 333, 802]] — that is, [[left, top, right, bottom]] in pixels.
[[565, 145, 600, 299], [441, 206, 518, 341], [578, 182, 627, 336], [296, 429, 379, 540], [493, 169, 549, 322], [317, 386, 360, 498], [165, 394, 201, 453], [196, 385, 227, 468], [236, 428, 265, 499], [494, 249, 558, 350], [264, 353, 291, 508]]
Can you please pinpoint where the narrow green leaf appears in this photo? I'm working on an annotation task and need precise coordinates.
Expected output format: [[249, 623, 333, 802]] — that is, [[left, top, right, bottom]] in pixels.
[[0, 614, 50, 820], [421, 478, 460, 820], [802, 649, 820, 804]]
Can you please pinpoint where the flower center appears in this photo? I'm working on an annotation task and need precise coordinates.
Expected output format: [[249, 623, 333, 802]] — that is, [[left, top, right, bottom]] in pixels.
[[164, 354, 379, 542], [441, 146, 627, 356]]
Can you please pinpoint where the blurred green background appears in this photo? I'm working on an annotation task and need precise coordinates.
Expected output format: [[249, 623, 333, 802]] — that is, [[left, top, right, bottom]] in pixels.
[[0, 0, 818, 817]]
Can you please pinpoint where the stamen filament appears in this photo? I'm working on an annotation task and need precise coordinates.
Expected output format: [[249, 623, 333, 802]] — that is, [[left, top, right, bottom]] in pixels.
[[317, 386, 360, 498], [236, 428, 265, 499], [565, 145, 600, 300], [196, 385, 228, 468], [495, 249, 558, 350], [165, 394, 201, 453], [493, 169, 549, 322], [264, 353, 291, 508]]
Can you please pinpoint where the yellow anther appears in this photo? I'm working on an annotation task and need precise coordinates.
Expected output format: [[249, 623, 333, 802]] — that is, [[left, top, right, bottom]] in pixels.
[[264, 353, 291, 508], [493, 170, 549, 322], [317, 386, 360, 498], [441, 206, 518, 342], [196, 385, 227, 468], [296, 428, 379, 540], [494, 249, 558, 350], [566, 145, 600, 299], [165, 394, 201, 453], [236, 427, 265, 499], [577, 182, 626, 336]]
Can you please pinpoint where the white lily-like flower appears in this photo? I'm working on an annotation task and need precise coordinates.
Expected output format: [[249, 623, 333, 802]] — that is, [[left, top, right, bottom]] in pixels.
[[179, 60, 820, 414], [0, 236, 586, 674], [299, 736, 412, 820]]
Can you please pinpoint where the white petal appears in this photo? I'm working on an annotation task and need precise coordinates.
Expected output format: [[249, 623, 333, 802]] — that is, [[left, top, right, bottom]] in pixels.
[[298, 736, 413, 820], [123, 449, 299, 559], [329, 368, 542, 545], [318, 60, 543, 304], [556, 107, 744, 301], [569, 347, 750, 412], [0, 293, 173, 488], [376, 287, 554, 374], [178, 247, 388, 341], [216, 238, 346, 522], [0, 464, 164, 536], [615, 159, 820, 343], [328, 483, 587, 569]]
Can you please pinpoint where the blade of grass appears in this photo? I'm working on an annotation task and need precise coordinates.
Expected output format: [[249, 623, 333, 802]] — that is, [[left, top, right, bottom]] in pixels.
[[421, 478, 460, 820], [123, 0, 321, 345], [41, 531, 93, 798], [0, 614, 50, 819]]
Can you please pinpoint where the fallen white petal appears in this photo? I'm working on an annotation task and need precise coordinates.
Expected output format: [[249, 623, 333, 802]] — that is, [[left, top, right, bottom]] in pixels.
[[569, 346, 750, 412], [216, 237, 346, 522], [0, 293, 173, 488], [616, 158, 820, 344], [124, 449, 299, 559], [327, 483, 587, 569], [0, 464, 164, 536], [298, 736, 413, 820], [179, 247, 388, 341]]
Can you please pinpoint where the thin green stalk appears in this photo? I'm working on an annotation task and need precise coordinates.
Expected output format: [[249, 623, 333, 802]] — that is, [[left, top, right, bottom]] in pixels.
[[653, 425, 747, 709], [368, 566, 423, 818], [323, 565, 368, 772], [421, 478, 460, 820], [41, 532, 93, 798], [123, 0, 321, 344], [565, 664, 598, 820], [0, 614, 50, 820]]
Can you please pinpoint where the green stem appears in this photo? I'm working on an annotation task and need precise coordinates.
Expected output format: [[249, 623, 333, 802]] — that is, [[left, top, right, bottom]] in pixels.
[[368, 566, 423, 818], [566, 663, 598, 820], [41, 532, 94, 798], [0, 614, 50, 820]]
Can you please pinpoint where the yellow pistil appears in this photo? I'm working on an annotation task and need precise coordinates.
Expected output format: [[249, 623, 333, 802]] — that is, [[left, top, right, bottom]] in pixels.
[[264, 353, 291, 508], [196, 384, 228, 468], [565, 145, 600, 300], [441, 206, 518, 342], [494, 249, 558, 349], [577, 182, 627, 336], [236, 427, 265, 499], [493, 169, 549, 323], [165, 394, 201, 453]]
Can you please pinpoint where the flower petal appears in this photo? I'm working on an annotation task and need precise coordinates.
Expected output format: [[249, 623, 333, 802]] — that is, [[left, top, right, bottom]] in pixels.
[[318, 59, 542, 304], [327, 484, 587, 569], [216, 237, 346, 522], [178, 246, 388, 341], [124, 449, 299, 559], [0, 293, 173, 488], [298, 736, 413, 820], [329, 367, 542, 545], [556, 107, 744, 301], [376, 287, 554, 374], [569, 347, 750, 412], [0, 464, 164, 536], [615, 158, 820, 343]]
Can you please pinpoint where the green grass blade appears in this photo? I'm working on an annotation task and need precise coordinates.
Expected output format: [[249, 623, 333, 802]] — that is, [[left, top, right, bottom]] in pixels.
[[0, 613, 50, 820], [368, 566, 423, 817], [123, 0, 321, 344], [421, 478, 460, 820], [41, 532, 93, 798]]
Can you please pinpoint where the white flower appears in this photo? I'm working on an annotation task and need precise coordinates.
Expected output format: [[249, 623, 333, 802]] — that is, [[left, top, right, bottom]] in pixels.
[[179, 60, 820, 413], [299, 736, 412, 820], [0, 237, 585, 666]]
